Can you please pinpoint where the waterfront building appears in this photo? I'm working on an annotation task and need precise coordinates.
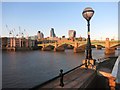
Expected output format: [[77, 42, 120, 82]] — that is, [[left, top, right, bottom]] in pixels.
[[50, 28, 56, 38], [1, 37, 36, 49], [29, 40, 35, 47], [1, 37, 8, 47], [29, 35, 38, 40], [37, 31, 44, 40], [37, 31, 41, 39], [40, 32, 44, 39], [68, 30, 76, 39], [8, 37, 26, 48]]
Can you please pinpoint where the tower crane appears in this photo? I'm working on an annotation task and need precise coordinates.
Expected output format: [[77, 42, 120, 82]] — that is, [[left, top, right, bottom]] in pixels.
[[6, 25, 12, 38]]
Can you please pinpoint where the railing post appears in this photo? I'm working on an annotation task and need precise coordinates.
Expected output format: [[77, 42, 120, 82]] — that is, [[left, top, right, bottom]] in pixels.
[[59, 69, 64, 87], [85, 59, 88, 69]]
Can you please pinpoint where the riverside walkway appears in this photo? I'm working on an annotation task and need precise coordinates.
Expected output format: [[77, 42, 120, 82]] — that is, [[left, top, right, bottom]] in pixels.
[[111, 56, 120, 83], [32, 68, 96, 89], [117, 60, 120, 84], [31, 56, 118, 90], [116, 59, 120, 89]]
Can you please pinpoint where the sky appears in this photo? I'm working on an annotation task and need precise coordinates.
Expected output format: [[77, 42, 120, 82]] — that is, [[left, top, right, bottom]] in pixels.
[[118, 2, 120, 40], [1, 1, 119, 40], [1, 0, 120, 2]]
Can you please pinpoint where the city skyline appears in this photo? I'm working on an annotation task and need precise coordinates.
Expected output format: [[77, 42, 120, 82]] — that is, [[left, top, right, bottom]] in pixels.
[[2, 2, 118, 40]]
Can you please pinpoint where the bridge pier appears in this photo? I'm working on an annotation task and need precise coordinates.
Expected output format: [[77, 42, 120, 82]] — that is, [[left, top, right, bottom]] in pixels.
[[42, 47, 53, 51], [105, 48, 115, 55], [104, 38, 115, 55], [54, 47, 65, 52], [74, 48, 85, 53], [74, 42, 85, 53], [54, 43, 65, 52], [42, 44, 54, 51], [96, 45, 102, 50]]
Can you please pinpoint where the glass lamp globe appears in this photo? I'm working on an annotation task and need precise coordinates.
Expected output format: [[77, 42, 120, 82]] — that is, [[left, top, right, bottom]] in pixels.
[[82, 7, 94, 21]]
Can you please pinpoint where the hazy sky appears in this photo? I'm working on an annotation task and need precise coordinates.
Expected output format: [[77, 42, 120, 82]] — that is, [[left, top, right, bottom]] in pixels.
[[2, 2, 118, 40], [118, 2, 120, 40]]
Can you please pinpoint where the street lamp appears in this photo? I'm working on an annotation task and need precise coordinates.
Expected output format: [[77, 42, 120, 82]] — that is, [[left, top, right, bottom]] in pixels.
[[82, 7, 94, 60]]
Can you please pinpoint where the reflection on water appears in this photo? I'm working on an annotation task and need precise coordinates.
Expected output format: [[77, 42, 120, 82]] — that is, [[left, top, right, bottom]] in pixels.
[[2, 49, 120, 88]]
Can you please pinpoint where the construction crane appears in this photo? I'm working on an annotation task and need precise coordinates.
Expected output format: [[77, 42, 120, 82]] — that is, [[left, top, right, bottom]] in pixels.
[[12, 28, 16, 38], [19, 26, 25, 38], [13, 28, 19, 38], [11, 29, 14, 37], [19, 26, 22, 38], [6, 25, 13, 38], [24, 29, 29, 39]]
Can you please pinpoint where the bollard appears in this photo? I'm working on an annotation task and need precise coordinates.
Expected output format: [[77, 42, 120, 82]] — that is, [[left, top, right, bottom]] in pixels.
[[59, 69, 64, 87], [85, 59, 88, 69]]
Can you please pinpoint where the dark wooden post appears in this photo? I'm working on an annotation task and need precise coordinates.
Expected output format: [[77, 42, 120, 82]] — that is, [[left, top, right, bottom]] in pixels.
[[59, 69, 64, 87]]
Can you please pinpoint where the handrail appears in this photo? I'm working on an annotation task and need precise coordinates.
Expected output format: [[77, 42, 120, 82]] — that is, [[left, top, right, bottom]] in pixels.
[[30, 64, 84, 90]]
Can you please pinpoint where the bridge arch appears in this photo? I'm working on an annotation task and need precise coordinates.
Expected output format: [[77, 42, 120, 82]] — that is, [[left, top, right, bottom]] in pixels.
[[57, 43, 74, 49], [110, 44, 120, 49], [41, 44, 55, 51]]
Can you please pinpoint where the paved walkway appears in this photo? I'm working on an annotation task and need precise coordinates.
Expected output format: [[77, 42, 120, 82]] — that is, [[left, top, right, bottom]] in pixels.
[[117, 60, 120, 83], [33, 68, 96, 89], [111, 56, 120, 83]]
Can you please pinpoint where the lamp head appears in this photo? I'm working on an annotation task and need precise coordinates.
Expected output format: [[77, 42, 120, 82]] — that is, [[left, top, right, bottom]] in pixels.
[[82, 7, 94, 21]]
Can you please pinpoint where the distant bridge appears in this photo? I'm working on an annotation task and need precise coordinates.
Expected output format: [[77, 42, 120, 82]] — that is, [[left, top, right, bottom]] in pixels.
[[38, 41, 86, 52], [38, 41, 86, 48], [37, 39, 120, 54], [91, 40, 120, 48]]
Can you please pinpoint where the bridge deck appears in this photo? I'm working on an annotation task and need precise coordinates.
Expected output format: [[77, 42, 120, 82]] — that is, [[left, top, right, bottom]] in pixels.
[[33, 68, 96, 89]]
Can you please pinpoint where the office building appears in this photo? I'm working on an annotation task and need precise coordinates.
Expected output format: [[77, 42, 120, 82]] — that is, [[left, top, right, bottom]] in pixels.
[[68, 30, 76, 38], [37, 31, 44, 39], [50, 28, 56, 37]]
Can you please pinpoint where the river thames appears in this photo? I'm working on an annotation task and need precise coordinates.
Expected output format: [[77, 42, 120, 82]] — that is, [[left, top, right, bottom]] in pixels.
[[2, 48, 120, 88]]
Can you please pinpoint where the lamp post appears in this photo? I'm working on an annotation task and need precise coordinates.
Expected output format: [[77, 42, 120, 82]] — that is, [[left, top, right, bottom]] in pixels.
[[82, 7, 94, 60]]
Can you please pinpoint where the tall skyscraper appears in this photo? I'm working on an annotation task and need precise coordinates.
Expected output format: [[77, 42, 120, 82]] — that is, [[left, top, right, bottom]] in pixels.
[[37, 31, 41, 39], [68, 30, 76, 38], [37, 31, 44, 39], [50, 28, 56, 37], [40, 32, 44, 38]]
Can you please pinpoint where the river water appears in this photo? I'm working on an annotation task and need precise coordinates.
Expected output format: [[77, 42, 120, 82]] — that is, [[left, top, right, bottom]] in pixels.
[[2, 48, 120, 88]]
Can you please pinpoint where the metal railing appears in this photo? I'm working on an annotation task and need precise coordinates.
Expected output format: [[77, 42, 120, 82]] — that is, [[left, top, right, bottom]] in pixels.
[[30, 63, 84, 90]]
